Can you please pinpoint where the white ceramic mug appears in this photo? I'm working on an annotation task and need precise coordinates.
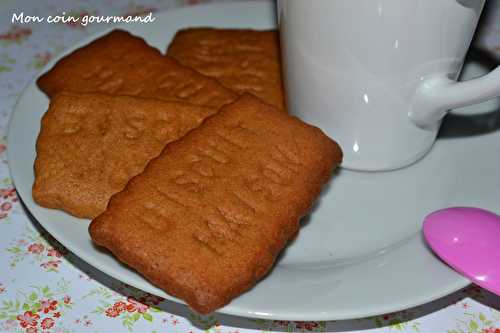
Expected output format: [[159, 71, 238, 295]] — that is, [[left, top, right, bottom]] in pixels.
[[278, 0, 500, 171]]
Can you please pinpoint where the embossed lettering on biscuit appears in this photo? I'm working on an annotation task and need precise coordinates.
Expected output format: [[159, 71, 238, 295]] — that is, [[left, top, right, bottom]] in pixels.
[[167, 28, 286, 111], [33, 92, 217, 219], [37, 29, 237, 109], [89, 94, 343, 314]]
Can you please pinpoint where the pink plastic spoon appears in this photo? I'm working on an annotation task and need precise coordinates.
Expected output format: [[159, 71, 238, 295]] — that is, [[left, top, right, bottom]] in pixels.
[[423, 207, 500, 296]]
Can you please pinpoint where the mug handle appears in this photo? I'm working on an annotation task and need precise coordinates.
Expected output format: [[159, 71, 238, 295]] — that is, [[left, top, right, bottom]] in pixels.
[[409, 66, 500, 128]]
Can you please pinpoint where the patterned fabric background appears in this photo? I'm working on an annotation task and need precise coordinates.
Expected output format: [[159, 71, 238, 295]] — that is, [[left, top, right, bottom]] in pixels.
[[0, 1, 499, 332]]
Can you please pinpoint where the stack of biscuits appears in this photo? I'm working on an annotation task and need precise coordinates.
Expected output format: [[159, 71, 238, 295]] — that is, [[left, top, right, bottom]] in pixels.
[[33, 28, 342, 314]]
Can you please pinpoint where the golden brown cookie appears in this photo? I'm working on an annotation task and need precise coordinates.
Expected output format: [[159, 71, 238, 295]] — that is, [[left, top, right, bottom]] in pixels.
[[89, 94, 342, 314], [167, 28, 286, 111], [37, 29, 237, 109], [33, 92, 217, 219]]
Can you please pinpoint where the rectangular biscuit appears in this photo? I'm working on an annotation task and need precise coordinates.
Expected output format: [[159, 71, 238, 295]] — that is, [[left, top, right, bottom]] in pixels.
[[37, 29, 237, 109], [89, 94, 342, 314], [167, 28, 286, 111], [33, 92, 217, 219]]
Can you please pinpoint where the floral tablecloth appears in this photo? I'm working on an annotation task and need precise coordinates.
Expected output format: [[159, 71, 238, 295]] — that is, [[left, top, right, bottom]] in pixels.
[[0, 0, 499, 332]]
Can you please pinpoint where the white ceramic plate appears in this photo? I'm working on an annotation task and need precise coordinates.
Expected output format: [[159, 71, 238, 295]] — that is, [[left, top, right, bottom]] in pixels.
[[8, 0, 500, 321]]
